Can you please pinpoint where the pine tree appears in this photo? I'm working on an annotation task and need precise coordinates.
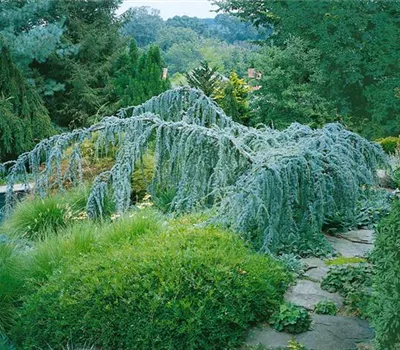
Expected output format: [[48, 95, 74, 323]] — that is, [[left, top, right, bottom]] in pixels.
[[0, 44, 53, 161], [0, 0, 124, 128], [185, 61, 221, 97], [111, 42, 170, 108]]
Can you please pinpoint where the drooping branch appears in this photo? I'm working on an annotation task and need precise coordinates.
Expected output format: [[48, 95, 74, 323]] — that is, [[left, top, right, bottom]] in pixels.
[[0, 88, 388, 254]]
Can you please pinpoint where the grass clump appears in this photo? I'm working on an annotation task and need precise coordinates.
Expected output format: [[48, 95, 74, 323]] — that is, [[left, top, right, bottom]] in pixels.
[[269, 303, 312, 334], [0, 209, 163, 343], [27, 209, 162, 285], [0, 244, 26, 335], [13, 222, 291, 349], [0, 185, 114, 241], [1, 195, 68, 240]]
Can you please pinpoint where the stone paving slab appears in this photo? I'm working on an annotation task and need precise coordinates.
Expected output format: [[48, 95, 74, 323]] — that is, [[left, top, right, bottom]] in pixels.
[[301, 257, 330, 282], [302, 257, 326, 269], [338, 230, 375, 244], [285, 280, 343, 310], [326, 235, 373, 257], [246, 315, 374, 350], [304, 265, 330, 282]]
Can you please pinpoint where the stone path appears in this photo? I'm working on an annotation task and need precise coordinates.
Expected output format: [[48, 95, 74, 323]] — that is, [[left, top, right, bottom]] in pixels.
[[246, 315, 374, 350], [244, 229, 376, 350]]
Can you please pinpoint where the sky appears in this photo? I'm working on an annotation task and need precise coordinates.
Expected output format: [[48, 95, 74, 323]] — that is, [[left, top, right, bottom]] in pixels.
[[117, 0, 218, 19]]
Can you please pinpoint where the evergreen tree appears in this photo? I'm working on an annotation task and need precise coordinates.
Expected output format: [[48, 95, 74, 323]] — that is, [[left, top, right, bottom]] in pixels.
[[0, 0, 123, 128], [214, 72, 250, 124], [0, 44, 53, 161], [250, 37, 336, 129], [214, 0, 400, 138], [111, 41, 170, 108], [0, 0, 65, 70], [39, 0, 123, 127], [185, 61, 221, 97]]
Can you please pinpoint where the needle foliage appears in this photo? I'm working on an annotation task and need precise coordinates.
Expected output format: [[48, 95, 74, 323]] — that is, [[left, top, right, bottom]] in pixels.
[[0, 88, 387, 254]]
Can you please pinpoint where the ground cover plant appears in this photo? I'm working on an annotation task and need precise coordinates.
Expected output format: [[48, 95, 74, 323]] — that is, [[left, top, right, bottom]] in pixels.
[[325, 257, 366, 266], [0, 88, 388, 256], [321, 264, 372, 318], [3, 208, 291, 349], [269, 303, 312, 334], [314, 300, 338, 316]]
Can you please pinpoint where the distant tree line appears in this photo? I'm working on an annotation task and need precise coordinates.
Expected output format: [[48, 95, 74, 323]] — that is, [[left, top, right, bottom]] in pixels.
[[120, 7, 267, 78]]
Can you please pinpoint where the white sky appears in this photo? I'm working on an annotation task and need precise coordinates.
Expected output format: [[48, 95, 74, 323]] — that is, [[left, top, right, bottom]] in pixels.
[[117, 0, 218, 19]]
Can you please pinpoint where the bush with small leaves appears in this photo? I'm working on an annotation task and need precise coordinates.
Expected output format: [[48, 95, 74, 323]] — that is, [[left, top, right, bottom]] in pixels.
[[369, 200, 400, 349], [314, 300, 337, 315], [13, 222, 291, 349], [0, 244, 26, 336], [270, 303, 312, 334]]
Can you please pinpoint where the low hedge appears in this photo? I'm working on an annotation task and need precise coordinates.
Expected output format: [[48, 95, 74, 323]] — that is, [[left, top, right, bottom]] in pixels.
[[369, 200, 400, 349], [14, 224, 291, 349]]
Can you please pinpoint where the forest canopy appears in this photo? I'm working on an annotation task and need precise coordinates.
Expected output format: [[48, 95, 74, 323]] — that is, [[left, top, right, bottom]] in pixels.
[[213, 0, 400, 138]]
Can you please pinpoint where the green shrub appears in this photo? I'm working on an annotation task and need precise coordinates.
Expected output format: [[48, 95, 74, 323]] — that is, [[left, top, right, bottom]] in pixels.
[[321, 264, 372, 318], [314, 300, 338, 315], [1, 185, 114, 241], [376, 136, 400, 154], [269, 303, 312, 334], [369, 200, 400, 349], [14, 225, 291, 349]]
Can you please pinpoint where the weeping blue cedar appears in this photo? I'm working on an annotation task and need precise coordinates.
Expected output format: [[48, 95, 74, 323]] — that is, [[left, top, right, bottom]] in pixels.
[[0, 88, 388, 253]]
